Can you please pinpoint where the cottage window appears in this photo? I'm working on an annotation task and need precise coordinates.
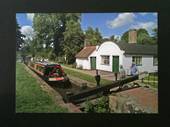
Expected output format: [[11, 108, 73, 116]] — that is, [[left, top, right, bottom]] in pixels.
[[153, 56, 158, 66], [101, 55, 110, 65], [132, 56, 142, 66]]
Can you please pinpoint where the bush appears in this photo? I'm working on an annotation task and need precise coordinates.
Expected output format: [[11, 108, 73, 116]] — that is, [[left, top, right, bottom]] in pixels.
[[77, 65, 83, 70], [84, 99, 95, 113], [55, 57, 65, 64], [71, 62, 77, 68], [84, 96, 110, 113], [95, 96, 110, 113]]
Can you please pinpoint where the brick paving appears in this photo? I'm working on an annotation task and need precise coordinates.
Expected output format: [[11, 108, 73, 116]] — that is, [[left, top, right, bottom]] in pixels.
[[117, 87, 158, 113]]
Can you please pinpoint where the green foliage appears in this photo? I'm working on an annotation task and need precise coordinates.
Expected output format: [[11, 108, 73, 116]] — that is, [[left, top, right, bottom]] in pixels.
[[102, 35, 119, 42], [94, 96, 110, 113], [84, 99, 95, 113], [16, 19, 25, 51], [77, 65, 83, 70], [31, 13, 83, 64], [121, 28, 157, 45], [63, 19, 84, 64], [143, 73, 158, 88], [54, 56, 65, 64], [121, 30, 129, 42], [137, 28, 150, 44], [110, 35, 115, 41], [84, 96, 110, 113], [19, 39, 32, 60], [85, 27, 102, 46], [16, 63, 68, 112], [72, 63, 77, 68], [33, 13, 65, 56], [152, 28, 158, 43], [102, 38, 110, 42], [67, 63, 77, 68]]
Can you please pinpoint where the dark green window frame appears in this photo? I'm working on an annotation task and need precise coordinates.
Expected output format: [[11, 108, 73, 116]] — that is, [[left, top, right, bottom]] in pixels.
[[101, 55, 110, 65], [132, 56, 142, 66]]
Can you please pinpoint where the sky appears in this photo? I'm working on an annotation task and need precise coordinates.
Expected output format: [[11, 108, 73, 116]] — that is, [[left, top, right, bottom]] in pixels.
[[16, 13, 157, 39]]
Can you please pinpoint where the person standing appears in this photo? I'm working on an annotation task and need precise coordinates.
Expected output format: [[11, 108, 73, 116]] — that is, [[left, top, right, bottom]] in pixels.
[[130, 63, 138, 76], [114, 72, 118, 81], [95, 70, 101, 87]]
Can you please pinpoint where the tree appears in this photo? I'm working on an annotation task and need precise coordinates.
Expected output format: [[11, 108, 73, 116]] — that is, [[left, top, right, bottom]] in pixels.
[[136, 28, 149, 44], [84, 27, 102, 46], [94, 28, 103, 44], [33, 13, 82, 61], [33, 14, 61, 56], [19, 38, 31, 62], [63, 19, 84, 64], [28, 37, 40, 58], [121, 28, 156, 45], [121, 31, 129, 42], [16, 19, 25, 51], [152, 28, 157, 38], [152, 28, 157, 44], [110, 35, 115, 41], [102, 38, 110, 42], [109, 35, 119, 42]]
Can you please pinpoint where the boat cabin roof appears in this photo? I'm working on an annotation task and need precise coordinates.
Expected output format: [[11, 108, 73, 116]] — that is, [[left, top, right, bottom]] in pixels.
[[35, 62, 61, 67]]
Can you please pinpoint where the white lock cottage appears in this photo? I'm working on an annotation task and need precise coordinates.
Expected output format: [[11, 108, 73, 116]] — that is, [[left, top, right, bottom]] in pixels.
[[75, 30, 158, 75]]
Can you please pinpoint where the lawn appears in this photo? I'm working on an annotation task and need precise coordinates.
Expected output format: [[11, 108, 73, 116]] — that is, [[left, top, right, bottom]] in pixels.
[[143, 80, 158, 88], [143, 74, 158, 88], [63, 67, 112, 85], [16, 62, 68, 113], [144, 75, 158, 81]]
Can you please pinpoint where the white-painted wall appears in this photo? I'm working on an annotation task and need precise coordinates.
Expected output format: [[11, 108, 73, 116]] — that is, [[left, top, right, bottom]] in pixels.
[[96, 41, 124, 72], [76, 48, 97, 70], [122, 55, 132, 75], [123, 55, 158, 74], [139, 55, 158, 72], [76, 41, 158, 73], [76, 58, 90, 69]]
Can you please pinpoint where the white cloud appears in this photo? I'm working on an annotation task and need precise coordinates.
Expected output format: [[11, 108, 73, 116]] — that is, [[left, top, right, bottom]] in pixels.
[[21, 25, 34, 40], [153, 13, 157, 16], [107, 13, 135, 29], [139, 13, 148, 16], [131, 21, 157, 32], [103, 36, 110, 38], [114, 35, 121, 40], [139, 12, 158, 17], [26, 13, 34, 21]]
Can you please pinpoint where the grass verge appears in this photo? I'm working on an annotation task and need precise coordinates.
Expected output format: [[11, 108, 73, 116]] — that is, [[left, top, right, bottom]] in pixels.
[[144, 75, 158, 81], [143, 75, 158, 88], [16, 62, 68, 113], [63, 67, 112, 85], [142, 81, 158, 88]]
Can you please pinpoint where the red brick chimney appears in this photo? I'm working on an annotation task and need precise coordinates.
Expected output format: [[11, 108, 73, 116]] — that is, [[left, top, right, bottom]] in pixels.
[[128, 29, 137, 43], [84, 39, 91, 47]]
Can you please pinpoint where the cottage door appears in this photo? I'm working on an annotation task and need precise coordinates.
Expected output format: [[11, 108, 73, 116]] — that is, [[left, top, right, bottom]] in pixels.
[[90, 57, 96, 70], [112, 56, 119, 72]]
